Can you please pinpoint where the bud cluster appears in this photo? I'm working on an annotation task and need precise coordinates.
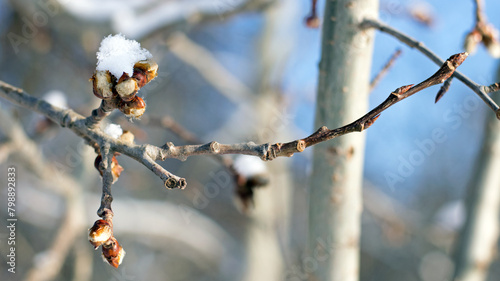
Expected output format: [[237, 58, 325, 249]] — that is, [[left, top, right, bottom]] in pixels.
[[88, 219, 125, 268], [90, 59, 158, 119], [464, 21, 500, 58]]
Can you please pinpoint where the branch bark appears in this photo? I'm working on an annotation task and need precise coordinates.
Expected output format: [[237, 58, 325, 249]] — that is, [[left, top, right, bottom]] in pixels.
[[307, 1, 377, 280]]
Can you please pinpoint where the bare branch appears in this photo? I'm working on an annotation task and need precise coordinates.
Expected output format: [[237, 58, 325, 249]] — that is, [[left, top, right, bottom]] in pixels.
[[370, 48, 402, 91], [0, 52, 468, 188], [361, 18, 500, 114]]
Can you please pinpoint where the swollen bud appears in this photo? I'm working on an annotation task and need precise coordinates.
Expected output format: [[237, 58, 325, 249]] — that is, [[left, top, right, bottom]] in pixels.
[[101, 237, 126, 268], [91, 70, 115, 100], [118, 96, 146, 119], [88, 219, 112, 249], [116, 74, 139, 102]]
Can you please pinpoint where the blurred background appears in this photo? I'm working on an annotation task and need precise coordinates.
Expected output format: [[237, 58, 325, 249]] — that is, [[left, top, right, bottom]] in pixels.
[[0, 0, 499, 280]]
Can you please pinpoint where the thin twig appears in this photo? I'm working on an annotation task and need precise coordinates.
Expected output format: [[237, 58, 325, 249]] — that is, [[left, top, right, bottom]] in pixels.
[[475, 0, 485, 24], [98, 144, 114, 217], [361, 18, 500, 114], [370, 48, 402, 91]]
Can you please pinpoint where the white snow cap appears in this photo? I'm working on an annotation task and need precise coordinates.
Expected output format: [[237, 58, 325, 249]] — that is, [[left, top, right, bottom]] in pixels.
[[233, 155, 267, 177], [104, 123, 123, 139], [96, 34, 152, 79], [43, 90, 68, 109]]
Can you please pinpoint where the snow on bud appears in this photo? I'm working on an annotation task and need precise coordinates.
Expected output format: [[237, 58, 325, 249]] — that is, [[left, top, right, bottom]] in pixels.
[[96, 34, 152, 79]]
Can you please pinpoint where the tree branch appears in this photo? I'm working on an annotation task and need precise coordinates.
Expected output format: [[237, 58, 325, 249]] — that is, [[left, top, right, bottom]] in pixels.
[[370, 48, 402, 91], [361, 18, 500, 115], [0, 52, 468, 189]]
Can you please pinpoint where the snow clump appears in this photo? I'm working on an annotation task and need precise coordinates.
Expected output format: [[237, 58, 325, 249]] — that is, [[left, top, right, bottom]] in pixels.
[[96, 34, 152, 79]]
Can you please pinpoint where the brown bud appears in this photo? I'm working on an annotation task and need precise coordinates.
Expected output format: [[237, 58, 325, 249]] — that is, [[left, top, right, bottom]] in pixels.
[[102, 237, 126, 268], [116, 74, 139, 102], [91, 71, 115, 100], [88, 219, 112, 249], [133, 59, 158, 88], [111, 156, 124, 183], [118, 96, 146, 119], [94, 154, 124, 183], [305, 15, 320, 29]]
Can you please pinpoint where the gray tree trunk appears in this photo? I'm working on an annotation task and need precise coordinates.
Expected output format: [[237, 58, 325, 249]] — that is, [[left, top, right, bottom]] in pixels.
[[308, 1, 378, 281], [453, 69, 500, 281]]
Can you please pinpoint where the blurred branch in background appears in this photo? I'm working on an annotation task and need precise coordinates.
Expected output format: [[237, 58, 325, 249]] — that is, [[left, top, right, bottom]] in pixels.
[[463, 0, 500, 58], [370, 48, 402, 91], [452, 64, 500, 281], [0, 108, 89, 281], [53, 0, 276, 39]]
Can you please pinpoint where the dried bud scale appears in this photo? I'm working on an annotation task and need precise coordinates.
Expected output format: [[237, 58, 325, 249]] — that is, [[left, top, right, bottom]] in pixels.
[[91, 70, 115, 100]]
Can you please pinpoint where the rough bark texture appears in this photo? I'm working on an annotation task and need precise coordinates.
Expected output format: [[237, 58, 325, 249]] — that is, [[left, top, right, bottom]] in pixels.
[[453, 69, 500, 281], [308, 1, 378, 281]]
